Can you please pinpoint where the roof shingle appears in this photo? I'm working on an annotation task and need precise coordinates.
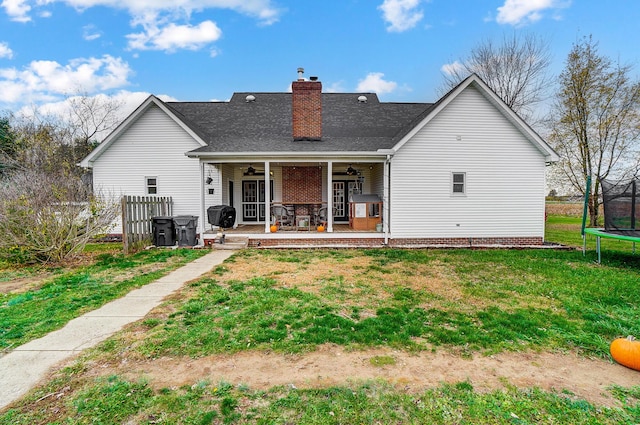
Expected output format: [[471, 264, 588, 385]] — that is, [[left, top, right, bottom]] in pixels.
[[166, 92, 433, 153]]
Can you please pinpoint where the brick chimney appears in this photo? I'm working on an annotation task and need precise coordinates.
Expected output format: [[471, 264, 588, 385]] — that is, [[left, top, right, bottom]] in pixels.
[[292, 68, 322, 141]]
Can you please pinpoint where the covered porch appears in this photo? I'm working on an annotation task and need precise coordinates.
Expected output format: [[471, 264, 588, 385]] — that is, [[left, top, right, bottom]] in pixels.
[[196, 156, 391, 244]]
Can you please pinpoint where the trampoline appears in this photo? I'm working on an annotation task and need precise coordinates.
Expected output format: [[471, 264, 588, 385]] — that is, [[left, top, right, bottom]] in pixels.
[[582, 176, 640, 263]]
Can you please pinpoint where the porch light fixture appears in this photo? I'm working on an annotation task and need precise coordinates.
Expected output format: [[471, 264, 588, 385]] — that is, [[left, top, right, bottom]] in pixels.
[[206, 176, 213, 185], [346, 164, 357, 176], [246, 165, 256, 176]]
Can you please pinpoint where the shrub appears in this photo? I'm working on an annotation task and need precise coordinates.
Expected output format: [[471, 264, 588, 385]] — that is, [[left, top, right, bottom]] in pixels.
[[0, 169, 118, 264]]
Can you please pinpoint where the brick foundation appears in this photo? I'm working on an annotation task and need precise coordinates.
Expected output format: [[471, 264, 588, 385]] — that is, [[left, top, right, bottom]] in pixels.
[[248, 237, 385, 248], [389, 236, 544, 247], [246, 236, 544, 248]]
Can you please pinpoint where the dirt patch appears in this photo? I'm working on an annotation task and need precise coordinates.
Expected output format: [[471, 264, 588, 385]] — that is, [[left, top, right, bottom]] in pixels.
[[0, 276, 49, 294], [95, 344, 637, 408]]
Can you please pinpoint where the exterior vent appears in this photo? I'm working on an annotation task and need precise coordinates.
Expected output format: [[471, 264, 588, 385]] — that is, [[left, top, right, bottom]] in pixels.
[[358, 95, 368, 103], [245, 94, 256, 102]]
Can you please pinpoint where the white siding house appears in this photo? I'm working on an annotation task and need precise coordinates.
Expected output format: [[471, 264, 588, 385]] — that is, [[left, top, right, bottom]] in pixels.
[[85, 100, 219, 220], [390, 84, 548, 241], [81, 73, 558, 247]]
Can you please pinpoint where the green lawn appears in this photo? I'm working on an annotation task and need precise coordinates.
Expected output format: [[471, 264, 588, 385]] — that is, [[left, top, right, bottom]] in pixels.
[[546, 214, 639, 263], [2, 217, 640, 424], [0, 248, 209, 351]]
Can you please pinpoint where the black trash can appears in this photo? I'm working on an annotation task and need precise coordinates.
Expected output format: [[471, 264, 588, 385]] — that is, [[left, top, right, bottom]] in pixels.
[[207, 205, 236, 228], [174, 215, 199, 246], [152, 216, 176, 247]]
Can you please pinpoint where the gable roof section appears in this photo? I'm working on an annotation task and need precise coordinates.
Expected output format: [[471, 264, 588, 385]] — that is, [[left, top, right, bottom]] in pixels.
[[80, 74, 558, 165], [392, 74, 560, 162], [79, 95, 208, 168], [169, 93, 433, 155]]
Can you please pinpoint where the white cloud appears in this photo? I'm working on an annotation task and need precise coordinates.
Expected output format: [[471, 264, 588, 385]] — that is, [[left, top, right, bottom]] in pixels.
[[82, 24, 102, 41], [127, 20, 222, 52], [0, 41, 13, 59], [1, 0, 31, 22], [3, 1, 280, 53], [325, 81, 346, 93], [496, 0, 570, 26], [2, 0, 281, 26], [356, 72, 398, 94], [440, 60, 464, 76], [0, 55, 132, 104], [14, 90, 178, 141], [378, 0, 424, 32]]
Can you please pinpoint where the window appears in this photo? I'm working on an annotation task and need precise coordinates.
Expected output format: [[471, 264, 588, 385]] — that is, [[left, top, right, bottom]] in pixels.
[[452, 172, 466, 195], [146, 177, 158, 194]]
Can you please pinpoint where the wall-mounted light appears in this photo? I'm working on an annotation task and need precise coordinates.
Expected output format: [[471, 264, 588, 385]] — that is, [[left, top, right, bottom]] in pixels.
[[206, 176, 213, 185], [246, 165, 256, 176], [346, 164, 357, 176]]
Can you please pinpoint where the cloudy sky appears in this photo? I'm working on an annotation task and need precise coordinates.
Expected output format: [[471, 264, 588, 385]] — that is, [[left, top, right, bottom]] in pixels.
[[0, 0, 638, 121]]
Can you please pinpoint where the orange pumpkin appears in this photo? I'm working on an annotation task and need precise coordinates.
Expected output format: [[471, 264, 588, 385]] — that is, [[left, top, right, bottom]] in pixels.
[[317, 225, 325, 232], [610, 335, 640, 371], [270, 225, 278, 233]]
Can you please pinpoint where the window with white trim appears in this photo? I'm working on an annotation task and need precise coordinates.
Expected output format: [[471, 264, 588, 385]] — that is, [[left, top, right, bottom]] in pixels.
[[146, 176, 158, 194], [452, 172, 466, 195]]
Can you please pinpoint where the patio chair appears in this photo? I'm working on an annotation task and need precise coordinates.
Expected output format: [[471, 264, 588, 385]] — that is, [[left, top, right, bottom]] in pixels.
[[314, 206, 335, 227], [271, 205, 294, 228]]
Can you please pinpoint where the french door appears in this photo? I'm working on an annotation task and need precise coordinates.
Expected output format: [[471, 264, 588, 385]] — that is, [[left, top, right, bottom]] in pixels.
[[333, 181, 361, 221], [242, 180, 273, 222]]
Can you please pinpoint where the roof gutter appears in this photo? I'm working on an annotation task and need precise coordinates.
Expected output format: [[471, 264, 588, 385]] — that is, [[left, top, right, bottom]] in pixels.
[[185, 149, 395, 160]]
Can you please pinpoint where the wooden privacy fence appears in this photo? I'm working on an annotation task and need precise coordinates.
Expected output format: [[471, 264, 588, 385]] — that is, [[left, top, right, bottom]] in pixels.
[[121, 195, 173, 253]]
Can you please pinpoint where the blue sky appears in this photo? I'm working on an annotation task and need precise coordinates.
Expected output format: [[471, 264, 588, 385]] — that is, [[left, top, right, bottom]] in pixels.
[[0, 0, 639, 121]]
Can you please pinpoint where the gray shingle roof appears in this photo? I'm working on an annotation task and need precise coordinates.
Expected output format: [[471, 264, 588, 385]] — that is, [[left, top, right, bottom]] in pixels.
[[166, 92, 433, 154]]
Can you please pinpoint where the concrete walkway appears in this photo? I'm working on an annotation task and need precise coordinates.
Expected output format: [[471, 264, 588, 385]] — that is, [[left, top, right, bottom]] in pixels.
[[0, 249, 235, 410]]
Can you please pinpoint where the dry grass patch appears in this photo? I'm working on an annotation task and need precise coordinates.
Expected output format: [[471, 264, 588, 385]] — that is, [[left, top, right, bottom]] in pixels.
[[207, 250, 555, 313]]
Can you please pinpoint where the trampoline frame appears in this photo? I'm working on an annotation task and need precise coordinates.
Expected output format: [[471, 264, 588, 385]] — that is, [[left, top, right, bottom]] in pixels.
[[581, 176, 639, 263]]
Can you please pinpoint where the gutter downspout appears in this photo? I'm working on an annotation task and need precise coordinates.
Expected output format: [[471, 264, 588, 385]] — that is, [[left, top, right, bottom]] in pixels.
[[199, 160, 206, 246], [327, 161, 333, 232], [383, 154, 391, 245], [264, 161, 271, 233]]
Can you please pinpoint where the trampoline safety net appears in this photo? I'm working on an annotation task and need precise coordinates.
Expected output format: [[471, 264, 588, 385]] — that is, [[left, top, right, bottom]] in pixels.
[[601, 178, 640, 234]]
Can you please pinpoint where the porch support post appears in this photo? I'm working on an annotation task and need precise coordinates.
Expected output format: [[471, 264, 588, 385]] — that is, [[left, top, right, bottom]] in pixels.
[[326, 161, 333, 232], [264, 161, 271, 233], [383, 155, 391, 244], [199, 160, 206, 245]]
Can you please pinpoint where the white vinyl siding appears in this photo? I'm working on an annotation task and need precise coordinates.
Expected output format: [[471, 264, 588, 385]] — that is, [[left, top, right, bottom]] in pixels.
[[370, 163, 385, 199], [390, 85, 547, 239], [92, 104, 203, 218]]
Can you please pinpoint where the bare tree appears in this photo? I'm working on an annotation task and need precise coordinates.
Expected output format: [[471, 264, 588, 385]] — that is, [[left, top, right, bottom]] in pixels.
[[441, 32, 552, 122], [548, 36, 640, 226], [66, 92, 123, 145], [8, 93, 122, 178]]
